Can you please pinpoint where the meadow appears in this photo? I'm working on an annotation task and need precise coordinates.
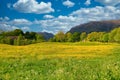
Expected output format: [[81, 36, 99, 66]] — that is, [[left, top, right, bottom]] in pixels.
[[0, 42, 120, 80]]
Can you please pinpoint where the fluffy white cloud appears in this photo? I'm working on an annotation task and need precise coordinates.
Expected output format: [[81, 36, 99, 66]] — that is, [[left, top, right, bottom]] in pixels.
[[21, 26, 30, 31], [95, 0, 120, 6], [63, 0, 75, 7], [34, 6, 120, 33], [34, 15, 79, 33], [13, 0, 54, 14], [44, 15, 54, 19], [10, 19, 32, 25], [71, 6, 120, 21], [0, 17, 31, 32], [85, 0, 91, 6], [0, 24, 19, 31]]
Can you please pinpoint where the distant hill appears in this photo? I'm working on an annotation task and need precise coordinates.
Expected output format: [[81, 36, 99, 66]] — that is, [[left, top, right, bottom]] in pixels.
[[69, 20, 120, 33], [37, 32, 54, 40]]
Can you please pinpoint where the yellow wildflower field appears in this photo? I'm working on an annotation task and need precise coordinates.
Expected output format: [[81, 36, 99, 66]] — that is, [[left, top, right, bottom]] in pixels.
[[0, 42, 115, 59]]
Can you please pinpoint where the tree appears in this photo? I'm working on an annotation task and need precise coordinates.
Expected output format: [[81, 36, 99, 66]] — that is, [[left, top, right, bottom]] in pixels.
[[54, 31, 65, 42], [87, 32, 98, 41], [35, 34, 45, 42], [102, 33, 109, 42], [25, 31, 30, 39], [29, 32, 36, 39], [16, 34, 24, 45], [97, 32, 105, 42], [114, 28, 120, 43], [13, 29, 24, 36], [6, 37, 14, 45], [109, 28, 118, 42], [65, 32, 72, 42], [80, 32, 87, 41], [71, 32, 80, 42]]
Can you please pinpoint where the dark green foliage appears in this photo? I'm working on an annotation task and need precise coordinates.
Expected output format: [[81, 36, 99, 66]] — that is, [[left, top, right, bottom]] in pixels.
[[71, 32, 80, 42], [13, 29, 24, 36], [0, 29, 45, 45]]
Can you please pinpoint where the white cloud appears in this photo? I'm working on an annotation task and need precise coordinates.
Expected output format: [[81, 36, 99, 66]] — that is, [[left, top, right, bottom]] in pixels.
[[13, 0, 54, 14], [0, 24, 19, 31], [63, 0, 75, 7], [44, 15, 54, 19], [85, 0, 91, 6], [21, 26, 30, 31], [33, 6, 120, 33], [95, 0, 120, 6], [10, 19, 32, 25], [33, 15, 78, 33], [70, 6, 120, 21]]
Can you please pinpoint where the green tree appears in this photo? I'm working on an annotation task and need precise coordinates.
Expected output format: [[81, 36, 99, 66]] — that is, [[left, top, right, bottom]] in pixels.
[[109, 28, 118, 42], [35, 34, 45, 42], [87, 32, 98, 41], [29, 32, 36, 39], [6, 37, 13, 45], [102, 33, 109, 42], [71, 32, 80, 42], [16, 34, 24, 46], [13, 29, 24, 36], [55, 31, 65, 42], [114, 28, 120, 43], [65, 32, 72, 42], [97, 32, 105, 42], [80, 32, 87, 41]]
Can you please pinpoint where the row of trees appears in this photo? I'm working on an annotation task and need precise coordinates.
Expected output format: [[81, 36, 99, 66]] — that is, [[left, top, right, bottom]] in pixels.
[[50, 27, 120, 43], [0, 29, 45, 45], [0, 27, 120, 45]]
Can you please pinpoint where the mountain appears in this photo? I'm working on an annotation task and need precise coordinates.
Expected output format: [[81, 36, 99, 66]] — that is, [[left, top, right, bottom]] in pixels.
[[69, 20, 120, 33], [37, 32, 54, 40]]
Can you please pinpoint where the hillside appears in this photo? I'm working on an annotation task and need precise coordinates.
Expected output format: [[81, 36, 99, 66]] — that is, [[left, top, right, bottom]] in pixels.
[[37, 32, 54, 40], [69, 20, 120, 33]]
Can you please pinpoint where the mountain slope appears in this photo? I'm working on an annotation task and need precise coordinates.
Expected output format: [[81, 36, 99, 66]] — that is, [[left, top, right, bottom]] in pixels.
[[37, 32, 54, 40], [69, 20, 120, 33]]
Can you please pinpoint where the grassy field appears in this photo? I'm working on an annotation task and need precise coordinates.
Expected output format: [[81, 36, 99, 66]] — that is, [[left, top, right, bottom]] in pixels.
[[0, 42, 120, 80]]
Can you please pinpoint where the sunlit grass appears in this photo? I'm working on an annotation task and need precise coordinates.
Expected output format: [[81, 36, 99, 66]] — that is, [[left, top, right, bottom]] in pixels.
[[0, 42, 120, 80]]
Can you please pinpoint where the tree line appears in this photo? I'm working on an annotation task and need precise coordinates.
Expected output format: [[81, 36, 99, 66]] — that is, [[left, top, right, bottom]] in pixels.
[[49, 27, 120, 43], [0, 29, 45, 45], [0, 27, 120, 45]]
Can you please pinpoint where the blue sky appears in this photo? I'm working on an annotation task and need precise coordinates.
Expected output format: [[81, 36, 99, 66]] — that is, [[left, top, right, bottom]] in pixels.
[[0, 0, 120, 33]]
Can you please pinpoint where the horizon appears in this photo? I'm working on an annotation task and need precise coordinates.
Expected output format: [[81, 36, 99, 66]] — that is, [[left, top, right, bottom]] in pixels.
[[0, 0, 120, 34]]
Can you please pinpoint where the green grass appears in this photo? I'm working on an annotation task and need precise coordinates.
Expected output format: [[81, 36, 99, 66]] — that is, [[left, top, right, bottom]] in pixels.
[[0, 42, 120, 80]]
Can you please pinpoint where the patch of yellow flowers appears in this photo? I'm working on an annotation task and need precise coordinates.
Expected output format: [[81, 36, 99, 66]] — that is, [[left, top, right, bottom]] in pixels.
[[0, 42, 115, 59]]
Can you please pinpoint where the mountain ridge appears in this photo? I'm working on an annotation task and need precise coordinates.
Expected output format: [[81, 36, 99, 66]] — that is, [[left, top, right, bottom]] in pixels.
[[69, 20, 120, 33]]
